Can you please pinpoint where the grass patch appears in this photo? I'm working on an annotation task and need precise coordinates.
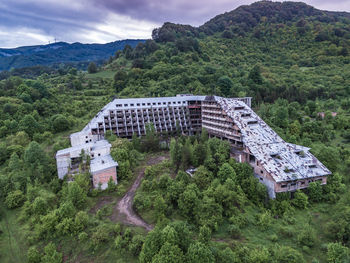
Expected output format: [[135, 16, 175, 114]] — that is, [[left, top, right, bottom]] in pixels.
[[0, 206, 28, 263]]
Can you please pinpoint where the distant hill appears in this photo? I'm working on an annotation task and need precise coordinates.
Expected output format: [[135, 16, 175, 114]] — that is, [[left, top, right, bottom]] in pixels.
[[152, 1, 350, 42], [0, 39, 145, 71]]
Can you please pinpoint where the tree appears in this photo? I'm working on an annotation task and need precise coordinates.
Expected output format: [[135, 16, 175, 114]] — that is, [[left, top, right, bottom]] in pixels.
[[327, 242, 350, 263], [114, 70, 128, 92], [217, 76, 233, 96], [152, 242, 185, 263], [198, 226, 211, 244], [196, 195, 223, 230], [74, 211, 89, 232], [107, 176, 117, 192], [24, 141, 49, 182], [178, 184, 200, 220], [5, 190, 26, 209], [0, 142, 8, 165], [27, 247, 41, 263], [308, 182, 323, 202], [139, 228, 163, 263], [186, 242, 215, 263], [154, 195, 167, 218], [8, 152, 22, 172], [32, 196, 49, 215], [292, 191, 308, 209], [217, 163, 236, 183], [129, 234, 145, 256], [249, 65, 263, 84], [170, 138, 182, 170], [19, 115, 39, 138], [51, 114, 70, 132], [181, 138, 193, 169], [41, 242, 62, 263], [87, 62, 97, 73], [273, 245, 305, 263], [193, 166, 212, 190], [193, 141, 207, 166], [249, 247, 270, 263], [65, 182, 86, 209], [142, 123, 159, 152], [297, 226, 316, 247]]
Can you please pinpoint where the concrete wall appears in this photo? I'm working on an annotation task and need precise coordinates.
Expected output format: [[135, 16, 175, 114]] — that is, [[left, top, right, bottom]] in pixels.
[[56, 154, 70, 179], [275, 176, 327, 193], [91, 147, 110, 159], [70, 132, 95, 147], [92, 167, 117, 190]]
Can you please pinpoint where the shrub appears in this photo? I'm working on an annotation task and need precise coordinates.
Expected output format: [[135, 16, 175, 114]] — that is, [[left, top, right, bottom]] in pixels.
[[273, 245, 305, 263], [42, 242, 62, 263], [278, 226, 294, 238], [129, 234, 145, 256], [91, 224, 111, 245], [269, 234, 278, 242], [27, 247, 41, 263], [257, 211, 272, 230], [5, 190, 26, 209], [228, 224, 241, 239], [297, 226, 316, 248], [78, 232, 88, 242]]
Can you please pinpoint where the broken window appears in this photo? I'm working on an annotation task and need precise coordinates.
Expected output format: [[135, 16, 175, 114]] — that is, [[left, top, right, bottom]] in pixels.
[[248, 121, 258, 125], [295, 151, 306, 157], [271, 154, 282, 160]]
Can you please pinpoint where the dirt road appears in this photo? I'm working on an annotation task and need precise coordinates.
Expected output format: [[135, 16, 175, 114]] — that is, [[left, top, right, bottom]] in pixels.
[[114, 154, 169, 231]]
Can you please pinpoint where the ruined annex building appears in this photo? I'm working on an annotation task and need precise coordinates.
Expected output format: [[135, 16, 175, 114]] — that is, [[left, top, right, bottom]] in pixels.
[[56, 95, 330, 197]]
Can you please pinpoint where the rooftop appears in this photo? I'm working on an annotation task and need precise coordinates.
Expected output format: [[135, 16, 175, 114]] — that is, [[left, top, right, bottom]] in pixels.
[[82, 95, 252, 132], [90, 155, 118, 173], [56, 139, 111, 157], [218, 97, 331, 182]]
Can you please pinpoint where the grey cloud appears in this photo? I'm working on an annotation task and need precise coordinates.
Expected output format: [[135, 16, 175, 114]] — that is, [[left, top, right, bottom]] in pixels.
[[92, 0, 350, 25], [91, 0, 253, 26], [1, 0, 350, 47]]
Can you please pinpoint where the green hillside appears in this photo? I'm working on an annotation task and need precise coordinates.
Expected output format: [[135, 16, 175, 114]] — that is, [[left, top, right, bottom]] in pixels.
[[0, 1, 350, 262]]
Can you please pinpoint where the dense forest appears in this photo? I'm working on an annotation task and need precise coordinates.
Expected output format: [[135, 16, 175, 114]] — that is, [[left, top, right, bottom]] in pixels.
[[0, 1, 350, 262]]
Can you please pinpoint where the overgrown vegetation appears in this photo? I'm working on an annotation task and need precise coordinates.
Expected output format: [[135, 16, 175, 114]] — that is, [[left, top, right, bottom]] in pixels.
[[0, 1, 350, 262]]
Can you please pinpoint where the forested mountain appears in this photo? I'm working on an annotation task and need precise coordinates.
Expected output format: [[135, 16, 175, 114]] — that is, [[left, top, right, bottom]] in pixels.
[[0, 39, 144, 71], [0, 1, 350, 263]]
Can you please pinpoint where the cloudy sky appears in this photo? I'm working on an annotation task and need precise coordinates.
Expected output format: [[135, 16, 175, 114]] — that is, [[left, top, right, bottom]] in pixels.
[[1, 0, 350, 48]]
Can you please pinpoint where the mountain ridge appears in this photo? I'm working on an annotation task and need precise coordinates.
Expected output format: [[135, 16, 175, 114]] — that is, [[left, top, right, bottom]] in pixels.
[[0, 39, 145, 71], [152, 1, 350, 42]]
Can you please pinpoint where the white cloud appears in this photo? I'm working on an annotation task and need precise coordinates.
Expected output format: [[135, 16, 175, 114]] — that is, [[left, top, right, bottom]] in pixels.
[[0, 27, 54, 48], [95, 13, 159, 40]]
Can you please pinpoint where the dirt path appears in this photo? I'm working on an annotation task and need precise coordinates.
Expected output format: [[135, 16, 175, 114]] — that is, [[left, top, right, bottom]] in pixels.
[[114, 154, 169, 231]]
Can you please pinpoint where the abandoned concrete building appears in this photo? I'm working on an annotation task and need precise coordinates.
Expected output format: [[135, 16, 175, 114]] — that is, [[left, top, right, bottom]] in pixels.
[[56, 138, 118, 190], [56, 95, 330, 198]]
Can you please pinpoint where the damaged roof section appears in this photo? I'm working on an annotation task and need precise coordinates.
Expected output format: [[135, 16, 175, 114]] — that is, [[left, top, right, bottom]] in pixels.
[[218, 97, 331, 183]]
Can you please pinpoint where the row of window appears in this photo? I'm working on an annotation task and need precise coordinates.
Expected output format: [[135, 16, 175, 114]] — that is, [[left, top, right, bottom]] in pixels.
[[116, 101, 186, 107]]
